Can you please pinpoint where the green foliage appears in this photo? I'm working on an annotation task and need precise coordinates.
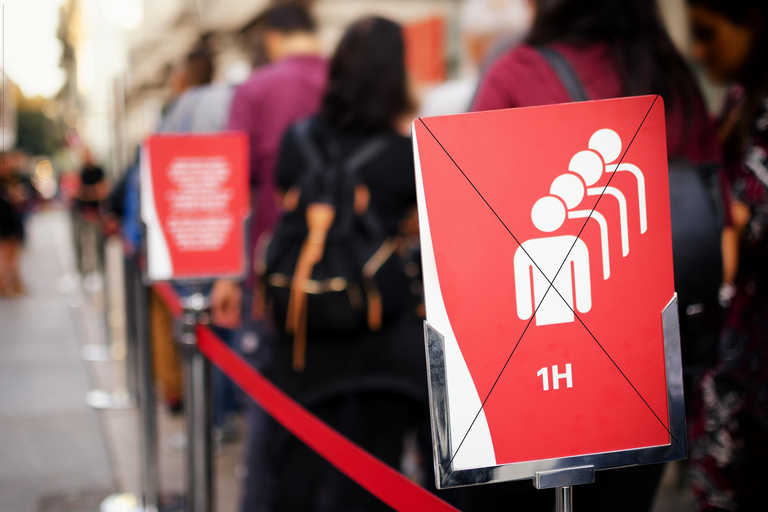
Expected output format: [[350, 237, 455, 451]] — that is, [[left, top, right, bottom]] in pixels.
[[16, 109, 67, 156]]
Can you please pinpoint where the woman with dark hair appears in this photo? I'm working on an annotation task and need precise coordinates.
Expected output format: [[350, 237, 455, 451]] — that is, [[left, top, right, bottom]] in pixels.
[[473, 0, 715, 162], [263, 17, 428, 512], [472, 1, 724, 511], [685, 1, 768, 510]]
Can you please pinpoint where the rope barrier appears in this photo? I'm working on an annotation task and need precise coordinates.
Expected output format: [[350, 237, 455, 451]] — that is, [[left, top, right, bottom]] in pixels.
[[151, 284, 459, 512]]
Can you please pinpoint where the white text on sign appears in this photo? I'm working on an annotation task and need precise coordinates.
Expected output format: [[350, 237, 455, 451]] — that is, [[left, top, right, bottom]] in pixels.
[[536, 364, 573, 391]]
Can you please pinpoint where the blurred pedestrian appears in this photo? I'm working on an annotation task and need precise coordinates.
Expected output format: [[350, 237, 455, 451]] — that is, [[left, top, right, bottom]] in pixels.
[[159, 45, 237, 134], [211, 2, 327, 328], [472, 0, 726, 510], [261, 16, 427, 512], [0, 152, 37, 297], [0, 171, 23, 297], [204, 4, 327, 511], [72, 147, 109, 280], [685, 1, 768, 510], [420, 0, 534, 117], [156, 44, 246, 437]]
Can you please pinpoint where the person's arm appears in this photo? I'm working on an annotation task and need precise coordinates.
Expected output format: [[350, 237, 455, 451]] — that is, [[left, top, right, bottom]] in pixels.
[[210, 279, 242, 328], [514, 247, 534, 321]]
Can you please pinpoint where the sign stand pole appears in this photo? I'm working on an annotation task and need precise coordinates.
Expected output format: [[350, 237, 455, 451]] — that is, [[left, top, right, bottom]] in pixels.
[[180, 292, 213, 512], [533, 465, 594, 512], [556, 486, 573, 512]]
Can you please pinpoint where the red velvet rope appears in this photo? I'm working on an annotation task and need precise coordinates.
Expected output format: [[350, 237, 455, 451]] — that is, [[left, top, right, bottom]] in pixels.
[[151, 284, 458, 511]]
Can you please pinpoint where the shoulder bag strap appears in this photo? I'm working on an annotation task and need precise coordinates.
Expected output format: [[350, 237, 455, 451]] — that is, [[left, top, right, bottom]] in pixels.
[[343, 135, 391, 175], [536, 46, 589, 102], [292, 118, 325, 170]]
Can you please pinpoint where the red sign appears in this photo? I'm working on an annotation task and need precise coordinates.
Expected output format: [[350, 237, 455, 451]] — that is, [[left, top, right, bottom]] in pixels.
[[413, 96, 675, 470], [141, 133, 249, 281]]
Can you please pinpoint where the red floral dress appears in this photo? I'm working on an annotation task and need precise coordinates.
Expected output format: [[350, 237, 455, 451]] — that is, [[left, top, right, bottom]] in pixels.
[[690, 88, 768, 511]]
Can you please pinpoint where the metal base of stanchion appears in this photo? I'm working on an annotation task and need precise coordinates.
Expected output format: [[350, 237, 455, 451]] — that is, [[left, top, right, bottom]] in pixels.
[[99, 492, 152, 512], [86, 389, 136, 410], [82, 344, 112, 362]]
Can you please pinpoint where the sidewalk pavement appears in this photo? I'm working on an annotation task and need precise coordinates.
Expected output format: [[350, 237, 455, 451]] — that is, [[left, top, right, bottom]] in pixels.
[[0, 210, 115, 512]]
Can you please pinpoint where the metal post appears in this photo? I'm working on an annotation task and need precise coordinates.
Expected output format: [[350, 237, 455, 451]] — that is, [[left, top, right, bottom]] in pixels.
[[85, 238, 137, 410], [556, 486, 573, 512], [134, 269, 160, 512], [98, 257, 157, 512], [180, 292, 213, 512]]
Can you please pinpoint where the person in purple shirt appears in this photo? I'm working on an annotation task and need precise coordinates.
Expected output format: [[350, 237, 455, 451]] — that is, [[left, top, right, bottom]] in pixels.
[[206, 5, 326, 512], [211, 3, 327, 328]]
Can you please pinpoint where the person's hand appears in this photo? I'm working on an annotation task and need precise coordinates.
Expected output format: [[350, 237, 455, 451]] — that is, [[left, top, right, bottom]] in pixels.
[[102, 214, 120, 237], [211, 279, 242, 328]]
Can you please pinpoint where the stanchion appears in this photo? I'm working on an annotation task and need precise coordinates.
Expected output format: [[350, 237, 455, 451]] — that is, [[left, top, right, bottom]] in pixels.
[[533, 466, 593, 512], [556, 486, 573, 512], [179, 292, 213, 512], [85, 237, 137, 410], [134, 267, 160, 512], [99, 258, 159, 512]]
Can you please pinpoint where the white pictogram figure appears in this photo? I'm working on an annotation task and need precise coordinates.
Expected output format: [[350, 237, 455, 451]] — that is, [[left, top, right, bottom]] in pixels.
[[589, 128, 648, 234], [556, 153, 618, 278], [514, 196, 592, 326]]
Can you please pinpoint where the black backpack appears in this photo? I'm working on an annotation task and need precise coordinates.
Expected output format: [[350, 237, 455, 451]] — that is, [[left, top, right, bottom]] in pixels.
[[259, 119, 409, 371], [537, 47, 724, 372]]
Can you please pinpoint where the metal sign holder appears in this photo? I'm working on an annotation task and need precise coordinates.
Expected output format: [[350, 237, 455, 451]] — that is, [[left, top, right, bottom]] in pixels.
[[424, 295, 686, 511], [178, 291, 214, 512]]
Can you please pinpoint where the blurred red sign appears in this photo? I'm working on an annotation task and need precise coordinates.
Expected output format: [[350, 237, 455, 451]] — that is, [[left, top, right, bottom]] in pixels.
[[404, 16, 446, 86], [141, 133, 249, 281], [413, 96, 676, 469]]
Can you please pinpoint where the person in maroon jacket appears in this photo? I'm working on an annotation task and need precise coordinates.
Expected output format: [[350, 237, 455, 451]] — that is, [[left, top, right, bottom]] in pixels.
[[211, 3, 327, 328], [208, 5, 326, 512], [472, 1, 724, 511]]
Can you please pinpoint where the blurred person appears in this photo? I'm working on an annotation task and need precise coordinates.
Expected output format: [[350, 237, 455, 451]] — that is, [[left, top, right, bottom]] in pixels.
[[0, 152, 39, 297], [72, 148, 109, 279], [159, 46, 236, 133], [205, 6, 326, 510], [211, 1, 326, 329], [0, 169, 24, 297], [258, 16, 435, 512], [152, 46, 246, 427], [472, 0, 726, 510], [685, 1, 768, 510], [420, 0, 534, 117]]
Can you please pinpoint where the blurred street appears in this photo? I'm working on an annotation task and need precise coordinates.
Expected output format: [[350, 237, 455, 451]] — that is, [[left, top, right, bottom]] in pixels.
[[0, 209, 246, 512], [0, 209, 115, 511]]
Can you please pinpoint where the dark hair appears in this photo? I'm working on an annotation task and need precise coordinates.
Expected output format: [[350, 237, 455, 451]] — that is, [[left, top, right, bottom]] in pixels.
[[687, 0, 768, 158], [527, 0, 702, 136], [321, 17, 412, 132], [256, 2, 316, 34], [186, 47, 213, 86]]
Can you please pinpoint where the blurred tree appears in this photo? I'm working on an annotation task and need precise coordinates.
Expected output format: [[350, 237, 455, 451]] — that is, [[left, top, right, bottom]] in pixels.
[[16, 95, 67, 156]]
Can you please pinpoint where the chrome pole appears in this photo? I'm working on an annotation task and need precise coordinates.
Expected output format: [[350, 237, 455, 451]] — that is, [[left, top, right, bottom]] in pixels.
[[180, 293, 213, 512], [85, 238, 136, 410], [134, 266, 159, 512], [556, 486, 573, 512]]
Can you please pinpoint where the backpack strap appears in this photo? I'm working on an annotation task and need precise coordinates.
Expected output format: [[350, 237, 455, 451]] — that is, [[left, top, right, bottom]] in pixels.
[[292, 118, 390, 175], [536, 47, 589, 102], [343, 135, 390, 174], [292, 118, 325, 170]]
